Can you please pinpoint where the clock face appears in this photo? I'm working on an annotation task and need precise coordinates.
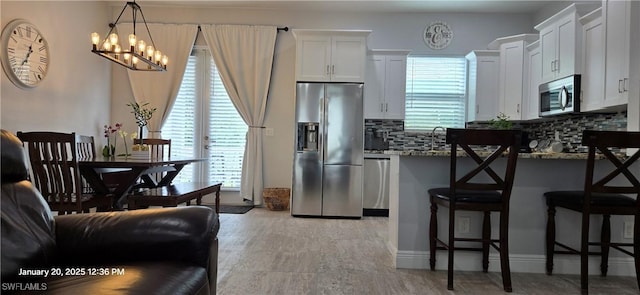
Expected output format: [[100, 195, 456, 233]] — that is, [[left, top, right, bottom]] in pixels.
[[1, 19, 50, 89], [424, 21, 453, 50]]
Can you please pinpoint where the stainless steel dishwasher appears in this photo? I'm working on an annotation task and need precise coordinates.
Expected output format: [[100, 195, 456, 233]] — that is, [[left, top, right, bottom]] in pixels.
[[363, 155, 390, 216]]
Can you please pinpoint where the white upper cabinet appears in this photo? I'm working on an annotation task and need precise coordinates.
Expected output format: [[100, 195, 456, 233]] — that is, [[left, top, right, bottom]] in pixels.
[[465, 50, 500, 122], [489, 34, 538, 120], [293, 30, 371, 82], [602, 0, 631, 109], [523, 41, 542, 120], [364, 50, 410, 120], [579, 8, 606, 112], [534, 4, 595, 84]]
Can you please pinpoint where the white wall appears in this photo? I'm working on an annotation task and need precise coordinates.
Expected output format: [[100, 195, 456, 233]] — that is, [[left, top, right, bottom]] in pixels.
[[1, 1, 111, 140]]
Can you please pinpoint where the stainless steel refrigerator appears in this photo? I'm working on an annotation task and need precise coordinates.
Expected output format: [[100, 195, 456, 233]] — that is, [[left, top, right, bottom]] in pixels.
[[292, 82, 363, 218]]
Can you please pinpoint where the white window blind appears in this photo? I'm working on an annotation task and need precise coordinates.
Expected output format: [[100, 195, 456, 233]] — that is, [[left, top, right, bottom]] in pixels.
[[162, 48, 247, 189], [405, 56, 467, 131]]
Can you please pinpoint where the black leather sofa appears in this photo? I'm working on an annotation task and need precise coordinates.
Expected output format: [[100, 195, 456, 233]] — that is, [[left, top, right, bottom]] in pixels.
[[1, 130, 219, 294]]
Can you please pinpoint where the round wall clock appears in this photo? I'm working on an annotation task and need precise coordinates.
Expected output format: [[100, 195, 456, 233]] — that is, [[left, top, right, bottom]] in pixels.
[[423, 21, 453, 50], [1, 19, 50, 89]]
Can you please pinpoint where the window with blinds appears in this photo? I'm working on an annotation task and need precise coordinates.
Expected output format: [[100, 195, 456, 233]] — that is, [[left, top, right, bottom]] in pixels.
[[405, 56, 467, 131], [162, 48, 247, 189]]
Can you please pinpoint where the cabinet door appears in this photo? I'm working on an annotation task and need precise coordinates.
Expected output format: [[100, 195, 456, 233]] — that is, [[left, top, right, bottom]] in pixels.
[[524, 46, 542, 120], [364, 55, 385, 119], [500, 42, 525, 120], [296, 35, 331, 81], [383, 56, 407, 120], [331, 36, 367, 82], [468, 55, 500, 122], [603, 0, 630, 108], [556, 15, 577, 78], [539, 26, 557, 83], [580, 16, 605, 112]]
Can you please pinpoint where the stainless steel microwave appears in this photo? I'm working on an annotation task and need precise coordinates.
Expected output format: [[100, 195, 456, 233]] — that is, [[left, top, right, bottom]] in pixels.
[[539, 75, 581, 117]]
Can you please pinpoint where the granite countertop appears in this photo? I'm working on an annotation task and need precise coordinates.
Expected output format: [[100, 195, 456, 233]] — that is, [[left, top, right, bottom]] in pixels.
[[382, 150, 623, 160]]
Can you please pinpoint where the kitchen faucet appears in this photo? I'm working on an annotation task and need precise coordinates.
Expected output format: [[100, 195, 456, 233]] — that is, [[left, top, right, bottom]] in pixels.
[[431, 126, 445, 151]]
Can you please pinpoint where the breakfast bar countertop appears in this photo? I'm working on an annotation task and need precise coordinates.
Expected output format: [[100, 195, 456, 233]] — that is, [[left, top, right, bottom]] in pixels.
[[381, 150, 629, 160]]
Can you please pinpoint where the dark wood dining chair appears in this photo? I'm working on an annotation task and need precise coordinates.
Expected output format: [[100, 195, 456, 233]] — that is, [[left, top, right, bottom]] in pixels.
[[134, 138, 171, 160], [17, 131, 113, 214], [133, 138, 172, 186], [429, 128, 522, 292], [76, 134, 97, 194], [544, 130, 640, 293], [76, 134, 96, 160]]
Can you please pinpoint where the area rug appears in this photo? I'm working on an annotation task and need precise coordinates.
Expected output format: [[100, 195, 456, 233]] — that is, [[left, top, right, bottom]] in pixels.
[[213, 205, 253, 214]]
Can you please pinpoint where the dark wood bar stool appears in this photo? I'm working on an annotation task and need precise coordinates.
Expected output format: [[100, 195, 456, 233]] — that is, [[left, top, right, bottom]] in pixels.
[[544, 130, 640, 294], [429, 128, 522, 292]]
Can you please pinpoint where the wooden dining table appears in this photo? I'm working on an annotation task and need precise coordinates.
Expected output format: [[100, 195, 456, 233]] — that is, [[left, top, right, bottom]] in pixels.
[[78, 156, 205, 209]]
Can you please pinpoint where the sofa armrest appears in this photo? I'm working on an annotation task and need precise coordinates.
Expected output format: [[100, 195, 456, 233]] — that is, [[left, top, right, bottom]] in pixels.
[[54, 206, 219, 268]]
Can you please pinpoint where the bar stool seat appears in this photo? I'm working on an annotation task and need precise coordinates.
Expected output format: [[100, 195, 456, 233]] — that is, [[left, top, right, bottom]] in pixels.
[[545, 191, 636, 208], [430, 188, 502, 203]]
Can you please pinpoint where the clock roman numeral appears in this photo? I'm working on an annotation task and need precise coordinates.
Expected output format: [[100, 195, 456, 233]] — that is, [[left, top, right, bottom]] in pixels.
[[7, 47, 15, 54], [38, 65, 45, 73], [8, 56, 17, 67], [40, 56, 48, 64], [15, 28, 23, 38], [32, 71, 42, 81], [25, 26, 32, 38], [39, 45, 46, 52]]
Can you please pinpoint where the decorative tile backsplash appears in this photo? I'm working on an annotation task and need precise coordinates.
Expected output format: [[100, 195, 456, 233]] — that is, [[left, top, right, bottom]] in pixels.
[[365, 111, 627, 153]]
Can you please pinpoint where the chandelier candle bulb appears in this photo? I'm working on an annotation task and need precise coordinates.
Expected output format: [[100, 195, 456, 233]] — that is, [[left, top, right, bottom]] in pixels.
[[128, 34, 136, 48], [109, 33, 118, 46], [146, 45, 154, 61], [91, 32, 100, 50], [137, 40, 146, 56]]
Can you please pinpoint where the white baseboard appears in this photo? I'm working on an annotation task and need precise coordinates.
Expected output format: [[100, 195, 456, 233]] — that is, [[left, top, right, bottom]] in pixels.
[[393, 250, 636, 276]]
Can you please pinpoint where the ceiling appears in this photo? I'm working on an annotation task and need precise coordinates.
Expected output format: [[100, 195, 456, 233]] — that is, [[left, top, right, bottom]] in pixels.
[[136, 0, 555, 14]]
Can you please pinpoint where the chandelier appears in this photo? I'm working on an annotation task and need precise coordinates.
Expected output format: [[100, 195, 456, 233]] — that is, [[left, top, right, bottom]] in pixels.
[[91, 1, 167, 71]]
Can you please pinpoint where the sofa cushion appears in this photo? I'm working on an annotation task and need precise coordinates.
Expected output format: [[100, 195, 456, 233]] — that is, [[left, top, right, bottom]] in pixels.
[[42, 262, 209, 295], [1, 129, 57, 281], [0, 130, 29, 183]]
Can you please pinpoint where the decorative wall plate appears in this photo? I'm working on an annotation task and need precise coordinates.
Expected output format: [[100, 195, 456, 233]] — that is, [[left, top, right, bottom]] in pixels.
[[423, 21, 453, 50]]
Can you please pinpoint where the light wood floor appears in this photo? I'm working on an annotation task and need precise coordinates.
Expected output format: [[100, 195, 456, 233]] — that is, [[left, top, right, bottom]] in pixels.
[[215, 207, 638, 295]]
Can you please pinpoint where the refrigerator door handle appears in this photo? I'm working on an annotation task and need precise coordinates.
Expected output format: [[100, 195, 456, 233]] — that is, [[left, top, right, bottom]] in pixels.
[[320, 96, 326, 162]]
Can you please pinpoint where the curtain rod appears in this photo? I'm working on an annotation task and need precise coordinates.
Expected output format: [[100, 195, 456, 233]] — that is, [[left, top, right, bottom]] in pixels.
[[196, 25, 289, 32]]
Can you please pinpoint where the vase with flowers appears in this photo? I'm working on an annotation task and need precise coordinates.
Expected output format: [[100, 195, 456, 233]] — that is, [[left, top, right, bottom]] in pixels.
[[102, 123, 121, 157], [127, 101, 157, 141]]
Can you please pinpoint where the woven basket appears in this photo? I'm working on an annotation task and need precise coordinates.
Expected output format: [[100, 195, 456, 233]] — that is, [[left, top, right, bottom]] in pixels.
[[263, 188, 290, 211]]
